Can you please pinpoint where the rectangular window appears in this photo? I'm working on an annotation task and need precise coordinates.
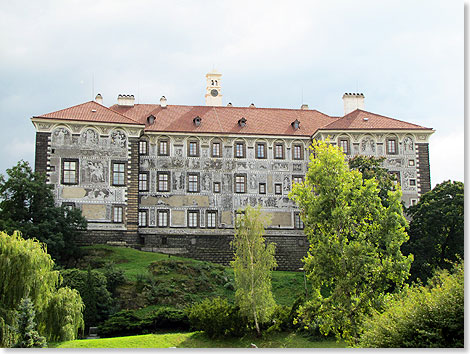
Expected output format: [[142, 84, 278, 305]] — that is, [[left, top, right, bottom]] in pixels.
[[292, 176, 304, 187], [339, 139, 349, 155], [235, 175, 246, 193], [214, 182, 221, 193], [293, 144, 303, 160], [139, 173, 149, 191], [157, 172, 170, 192], [138, 210, 148, 227], [235, 142, 245, 158], [390, 171, 401, 184], [259, 183, 266, 194], [62, 159, 79, 185], [62, 202, 75, 210], [410, 199, 418, 206], [409, 159, 415, 167], [188, 141, 199, 157], [235, 211, 245, 226], [409, 179, 416, 186], [274, 143, 284, 159], [188, 173, 199, 193], [212, 142, 221, 157], [113, 206, 123, 223], [157, 210, 169, 227], [112, 162, 125, 186], [275, 183, 282, 195], [207, 211, 217, 228], [159, 140, 169, 156], [256, 143, 266, 159], [294, 212, 304, 229], [188, 210, 199, 228], [387, 139, 398, 154], [139, 140, 148, 155]]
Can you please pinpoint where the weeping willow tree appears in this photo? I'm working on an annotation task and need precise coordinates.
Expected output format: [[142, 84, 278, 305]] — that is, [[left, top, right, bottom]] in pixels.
[[231, 206, 277, 336], [0, 231, 84, 346]]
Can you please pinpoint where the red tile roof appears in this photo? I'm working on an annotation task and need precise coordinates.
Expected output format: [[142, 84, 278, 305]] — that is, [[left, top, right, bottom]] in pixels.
[[110, 104, 338, 137], [33, 101, 143, 126], [319, 109, 432, 131]]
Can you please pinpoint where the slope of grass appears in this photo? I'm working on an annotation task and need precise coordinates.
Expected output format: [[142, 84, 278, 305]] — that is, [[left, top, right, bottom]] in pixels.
[[54, 332, 346, 348]]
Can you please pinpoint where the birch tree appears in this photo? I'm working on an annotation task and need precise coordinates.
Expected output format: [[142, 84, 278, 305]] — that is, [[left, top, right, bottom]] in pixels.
[[231, 206, 277, 336]]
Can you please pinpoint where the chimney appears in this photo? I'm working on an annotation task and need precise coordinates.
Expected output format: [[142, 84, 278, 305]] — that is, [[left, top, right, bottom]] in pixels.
[[117, 94, 135, 107], [301, 104, 309, 110], [95, 93, 103, 105], [160, 96, 167, 108], [342, 93, 364, 115]]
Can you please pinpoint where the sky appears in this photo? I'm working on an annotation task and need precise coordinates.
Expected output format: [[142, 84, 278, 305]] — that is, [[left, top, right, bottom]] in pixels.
[[0, 0, 463, 187]]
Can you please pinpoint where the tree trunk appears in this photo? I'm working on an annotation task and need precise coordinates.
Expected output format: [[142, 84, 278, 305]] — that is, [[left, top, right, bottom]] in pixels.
[[253, 309, 260, 337]]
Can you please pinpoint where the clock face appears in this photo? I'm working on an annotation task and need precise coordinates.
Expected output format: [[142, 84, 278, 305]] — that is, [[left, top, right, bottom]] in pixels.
[[210, 89, 219, 97]]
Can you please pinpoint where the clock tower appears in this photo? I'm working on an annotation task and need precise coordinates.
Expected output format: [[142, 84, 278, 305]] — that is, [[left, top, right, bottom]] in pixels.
[[205, 70, 222, 106]]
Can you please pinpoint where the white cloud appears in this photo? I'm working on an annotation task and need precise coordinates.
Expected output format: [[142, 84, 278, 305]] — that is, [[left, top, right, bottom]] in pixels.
[[429, 131, 464, 187]]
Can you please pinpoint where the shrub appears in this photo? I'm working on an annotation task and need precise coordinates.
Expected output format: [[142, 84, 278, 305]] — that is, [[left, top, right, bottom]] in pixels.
[[359, 262, 464, 348], [187, 297, 247, 338], [99, 308, 189, 338], [266, 305, 291, 333], [103, 265, 126, 295]]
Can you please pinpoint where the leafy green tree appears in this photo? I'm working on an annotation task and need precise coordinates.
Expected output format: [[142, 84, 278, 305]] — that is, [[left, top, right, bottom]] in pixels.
[[348, 155, 398, 207], [0, 231, 84, 346], [0, 160, 87, 263], [12, 297, 46, 348], [231, 205, 277, 336], [289, 140, 412, 345], [403, 180, 464, 283], [359, 261, 464, 348]]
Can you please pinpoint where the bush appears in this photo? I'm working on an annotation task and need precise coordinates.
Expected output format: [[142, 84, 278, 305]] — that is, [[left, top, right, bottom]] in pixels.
[[187, 297, 247, 338], [359, 262, 464, 348], [103, 265, 126, 295], [99, 308, 189, 338], [266, 305, 291, 333]]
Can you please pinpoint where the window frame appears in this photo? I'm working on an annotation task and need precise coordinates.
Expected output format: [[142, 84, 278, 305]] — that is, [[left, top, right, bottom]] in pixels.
[[386, 138, 398, 155], [187, 210, 200, 228], [139, 172, 149, 192], [292, 144, 304, 160], [188, 140, 200, 157], [213, 182, 221, 193], [274, 143, 284, 159], [61, 158, 79, 185], [339, 138, 350, 155], [206, 210, 217, 229], [259, 183, 266, 194], [138, 209, 148, 227], [256, 142, 267, 159], [157, 209, 169, 227], [409, 159, 415, 167], [292, 175, 304, 188], [409, 179, 416, 186], [234, 174, 247, 194], [294, 212, 304, 229], [111, 161, 126, 186], [211, 141, 222, 158], [275, 183, 282, 195], [158, 139, 169, 156], [157, 171, 170, 192], [234, 141, 246, 158], [139, 140, 148, 155], [113, 205, 124, 223], [187, 173, 200, 193]]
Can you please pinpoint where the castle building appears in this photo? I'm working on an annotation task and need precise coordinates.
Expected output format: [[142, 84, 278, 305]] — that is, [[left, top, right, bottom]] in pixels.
[[31, 70, 434, 270]]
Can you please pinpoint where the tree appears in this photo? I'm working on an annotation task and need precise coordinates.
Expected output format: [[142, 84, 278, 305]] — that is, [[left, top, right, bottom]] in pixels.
[[289, 140, 412, 345], [0, 231, 84, 346], [348, 155, 399, 207], [12, 297, 46, 348], [359, 261, 464, 348], [231, 205, 277, 336], [0, 160, 87, 263], [403, 180, 464, 283]]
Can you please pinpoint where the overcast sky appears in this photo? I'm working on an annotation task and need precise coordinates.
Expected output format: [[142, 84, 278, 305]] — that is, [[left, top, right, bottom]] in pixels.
[[0, 0, 463, 187]]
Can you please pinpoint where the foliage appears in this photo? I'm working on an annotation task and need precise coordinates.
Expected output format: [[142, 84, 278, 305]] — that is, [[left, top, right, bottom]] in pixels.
[[12, 297, 47, 348], [359, 261, 464, 348], [43, 287, 84, 342], [289, 140, 412, 345], [403, 180, 464, 283], [99, 308, 189, 338], [103, 265, 126, 295], [266, 305, 291, 333], [187, 297, 246, 338], [231, 205, 277, 336], [0, 161, 87, 263], [348, 155, 398, 207], [0, 231, 84, 345], [60, 268, 113, 327]]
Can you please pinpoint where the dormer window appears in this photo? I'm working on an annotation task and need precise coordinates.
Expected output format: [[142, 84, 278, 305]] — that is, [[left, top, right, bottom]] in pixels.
[[291, 119, 300, 130], [193, 116, 202, 127], [147, 115, 155, 125], [238, 117, 247, 127]]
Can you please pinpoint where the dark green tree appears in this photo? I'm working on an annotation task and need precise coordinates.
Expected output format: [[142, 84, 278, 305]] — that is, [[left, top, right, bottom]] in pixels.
[[403, 180, 464, 283], [12, 297, 46, 348], [0, 160, 87, 263], [348, 155, 398, 207]]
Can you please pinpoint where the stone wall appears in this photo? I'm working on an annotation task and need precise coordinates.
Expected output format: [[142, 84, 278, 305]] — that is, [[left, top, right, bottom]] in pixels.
[[416, 143, 431, 194], [35, 132, 50, 174]]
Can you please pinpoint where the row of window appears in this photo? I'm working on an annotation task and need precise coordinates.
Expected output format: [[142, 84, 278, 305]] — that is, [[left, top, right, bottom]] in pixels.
[[139, 172, 304, 194], [138, 209, 304, 229], [339, 138, 400, 155], [62, 159, 126, 186], [139, 140, 305, 160]]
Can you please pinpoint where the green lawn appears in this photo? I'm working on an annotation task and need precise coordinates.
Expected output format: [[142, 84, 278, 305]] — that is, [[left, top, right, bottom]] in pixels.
[[54, 331, 345, 348]]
